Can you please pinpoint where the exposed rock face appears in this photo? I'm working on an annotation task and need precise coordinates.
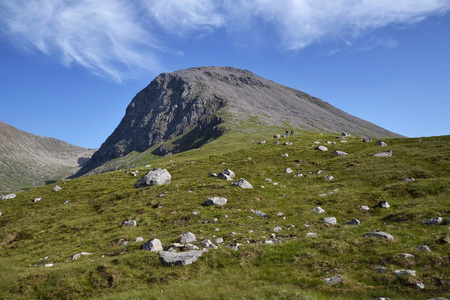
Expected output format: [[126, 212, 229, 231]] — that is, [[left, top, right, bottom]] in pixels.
[[75, 66, 402, 176]]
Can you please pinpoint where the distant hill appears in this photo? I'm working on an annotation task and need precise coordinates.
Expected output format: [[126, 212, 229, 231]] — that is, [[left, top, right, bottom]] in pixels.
[[0, 121, 96, 193], [75, 66, 403, 176]]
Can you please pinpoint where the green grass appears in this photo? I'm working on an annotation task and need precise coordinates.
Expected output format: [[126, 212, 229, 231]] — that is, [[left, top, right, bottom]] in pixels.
[[0, 130, 449, 299]]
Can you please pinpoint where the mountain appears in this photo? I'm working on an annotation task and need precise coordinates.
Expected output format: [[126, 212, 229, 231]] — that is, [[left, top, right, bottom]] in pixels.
[[0, 121, 96, 193], [76, 66, 403, 176]]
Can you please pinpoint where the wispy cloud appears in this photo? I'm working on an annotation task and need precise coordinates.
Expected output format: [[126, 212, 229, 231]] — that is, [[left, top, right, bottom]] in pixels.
[[1, 0, 449, 81]]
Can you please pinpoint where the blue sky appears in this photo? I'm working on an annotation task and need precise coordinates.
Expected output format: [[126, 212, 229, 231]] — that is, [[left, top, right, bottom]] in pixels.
[[1, 0, 449, 149]]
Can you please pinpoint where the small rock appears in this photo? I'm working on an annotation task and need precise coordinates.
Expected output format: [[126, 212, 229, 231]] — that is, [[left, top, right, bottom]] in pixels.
[[274, 140, 280, 145], [284, 142, 293, 146], [325, 175, 334, 180], [180, 231, 197, 243], [345, 219, 361, 225], [142, 239, 163, 251], [422, 217, 443, 225], [44, 263, 54, 267], [323, 275, 343, 285], [218, 169, 235, 180], [360, 205, 370, 211], [281, 153, 289, 158], [33, 197, 42, 203], [323, 217, 337, 225], [376, 201, 390, 208], [415, 282, 425, 289], [364, 230, 394, 240], [316, 145, 328, 151], [53, 185, 62, 192], [200, 239, 218, 249], [215, 237, 224, 244], [305, 232, 317, 237], [231, 178, 253, 189], [273, 226, 282, 232], [362, 138, 372, 143], [401, 177, 415, 182], [228, 243, 243, 250], [122, 220, 137, 227], [333, 150, 348, 156], [372, 265, 388, 273], [377, 141, 388, 146], [72, 252, 92, 260], [285, 167, 293, 174], [394, 269, 416, 276], [274, 134, 281, 139], [416, 245, 431, 252], [374, 150, 392, 157], [400, 253, 415, 258], [205, 197, 227, 206], [1, 193, 16, 200], [342, 132, 351, 137], [209, 172, 218, 177], [251, 209, 268, 219], [135, 237, 144, 242], [312, 207, 325, 214], [258, 140, 266, 144]]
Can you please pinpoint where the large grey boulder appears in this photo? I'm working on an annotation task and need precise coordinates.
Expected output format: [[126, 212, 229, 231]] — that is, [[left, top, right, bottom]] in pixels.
[[142, 239, 163, 252], [218, 169, 235, 181], [364, 230, 394, 240], [323, 217, 337, 225], [180, 231, 197, 243], [158, 250, 207, 266], [205, 197, 227, 206], [231, 178, 253, 189], [135, 168, 171, 188]]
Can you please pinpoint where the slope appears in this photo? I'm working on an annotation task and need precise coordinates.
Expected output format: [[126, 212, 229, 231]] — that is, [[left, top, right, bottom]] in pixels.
[[76, 66, 403, 177], [0, 129, 448, 299], [0, 121, 96, 193]]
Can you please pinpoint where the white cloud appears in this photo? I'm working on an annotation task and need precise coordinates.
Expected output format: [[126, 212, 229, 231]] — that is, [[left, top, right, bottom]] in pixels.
[[0, 0, 449, 81]]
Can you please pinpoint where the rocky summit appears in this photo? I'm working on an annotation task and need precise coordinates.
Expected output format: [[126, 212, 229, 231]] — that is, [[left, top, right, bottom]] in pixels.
[[75, 66, 402, 176]]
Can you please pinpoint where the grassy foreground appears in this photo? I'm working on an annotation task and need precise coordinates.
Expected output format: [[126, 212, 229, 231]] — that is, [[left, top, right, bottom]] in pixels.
[[0, 129, 449, 299]]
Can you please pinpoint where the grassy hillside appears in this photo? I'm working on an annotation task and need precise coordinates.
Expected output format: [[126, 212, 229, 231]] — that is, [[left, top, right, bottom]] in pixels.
[[0, 128, 448, 299]]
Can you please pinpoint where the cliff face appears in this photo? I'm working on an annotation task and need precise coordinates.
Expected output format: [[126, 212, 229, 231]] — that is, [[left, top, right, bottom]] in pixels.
[[76, 66, 402, 176], [0, 121, 95, 193]]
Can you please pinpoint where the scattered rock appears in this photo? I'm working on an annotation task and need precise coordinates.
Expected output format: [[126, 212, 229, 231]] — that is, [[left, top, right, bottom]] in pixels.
[[1, 193, 16, 200], [325, 175, 334, 180], [416, 245, 431, 252], [437, 236, 450, 244], [209, 172, 218, 177], [204, 197, 227, 206], [333, 150, 348, 156], [218, 169, 235, 180], [394, 269, 416, 276], [142, 239, 163, 251], [274, 134, 281, 139], [400, 253, 415, 259], [372, 265, 388, 273], [72, 252, 92, 260], [323, 217, 337, 225], [423, 217, 443, 225], [180, 231, 197, 243], [316, 145, 328, 151], [158, 250, 206, 266], [284, 142, 293, 146], [200, 240, 218, 249], [33, 197, 42, 203], [228, 243, 243, 250], [364, 230, 394, 240], [274, 140, 280, 145], [376, 201, 390, 208], [401, 177, 415, 182], [374, 150, 392, 157], [345, 219, 361, 225], [360, 205, 370, 211], [135, 168, 171, 188], [135, 237, 144, 242], [362, 138, 372, 143], [285, 167, 293, 174], [305, 232, 317, 237], [45, 263, 54, 267], [312, 207, 325, 214], [251, 209, 268, 219], [122, 220, 137, 227], [273, 226, 282, 233], [53, 185, 62, 192], [342, 132, 351, 137], [281, 153, 289, 158], [258, 140, 266, 144], [231, 178, 253, 189], [377, 141, 388, 146], [323, 275, 343, 285]]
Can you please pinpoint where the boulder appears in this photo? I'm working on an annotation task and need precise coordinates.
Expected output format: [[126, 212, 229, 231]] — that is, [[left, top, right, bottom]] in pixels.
[[285, 168, 293, 174], [251, 209, 268, 219], [374, 150, 392, 157], [323, 275, 343, 285], [364, 230, 394, 240], [231, 178, 253, 189], [360, 205, 370, 211], [333, 150, 348, 156], [342, 132, 351, 137], [323, 217, 337, 225], [200, 239, 218, 249], [376, 201, 390, 208], [158, 250, 206, 266], [205, 197, 227, 206], [280, 153, 289, 158], [416, 245, 431, 252], [135, 168, 171, 188], [377, 141, 388, 146], [53, 185, 62, 192], [325, 175, 334, 180], [422, 217, 443, 225], [142, 238, 163, 252], [218, 169, 235, 180], [180, 231, 197, 243], [362, 138, 372, 143], [400, 253, 415, 259], [1, 193, 16, 200], [274, 134, 281, 139], [394, 269, 416, 276], [258, 140, 266, 144], [316, 145, 328, 151], [33, 197, 42, 203], [122, 219, 137, 227]]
